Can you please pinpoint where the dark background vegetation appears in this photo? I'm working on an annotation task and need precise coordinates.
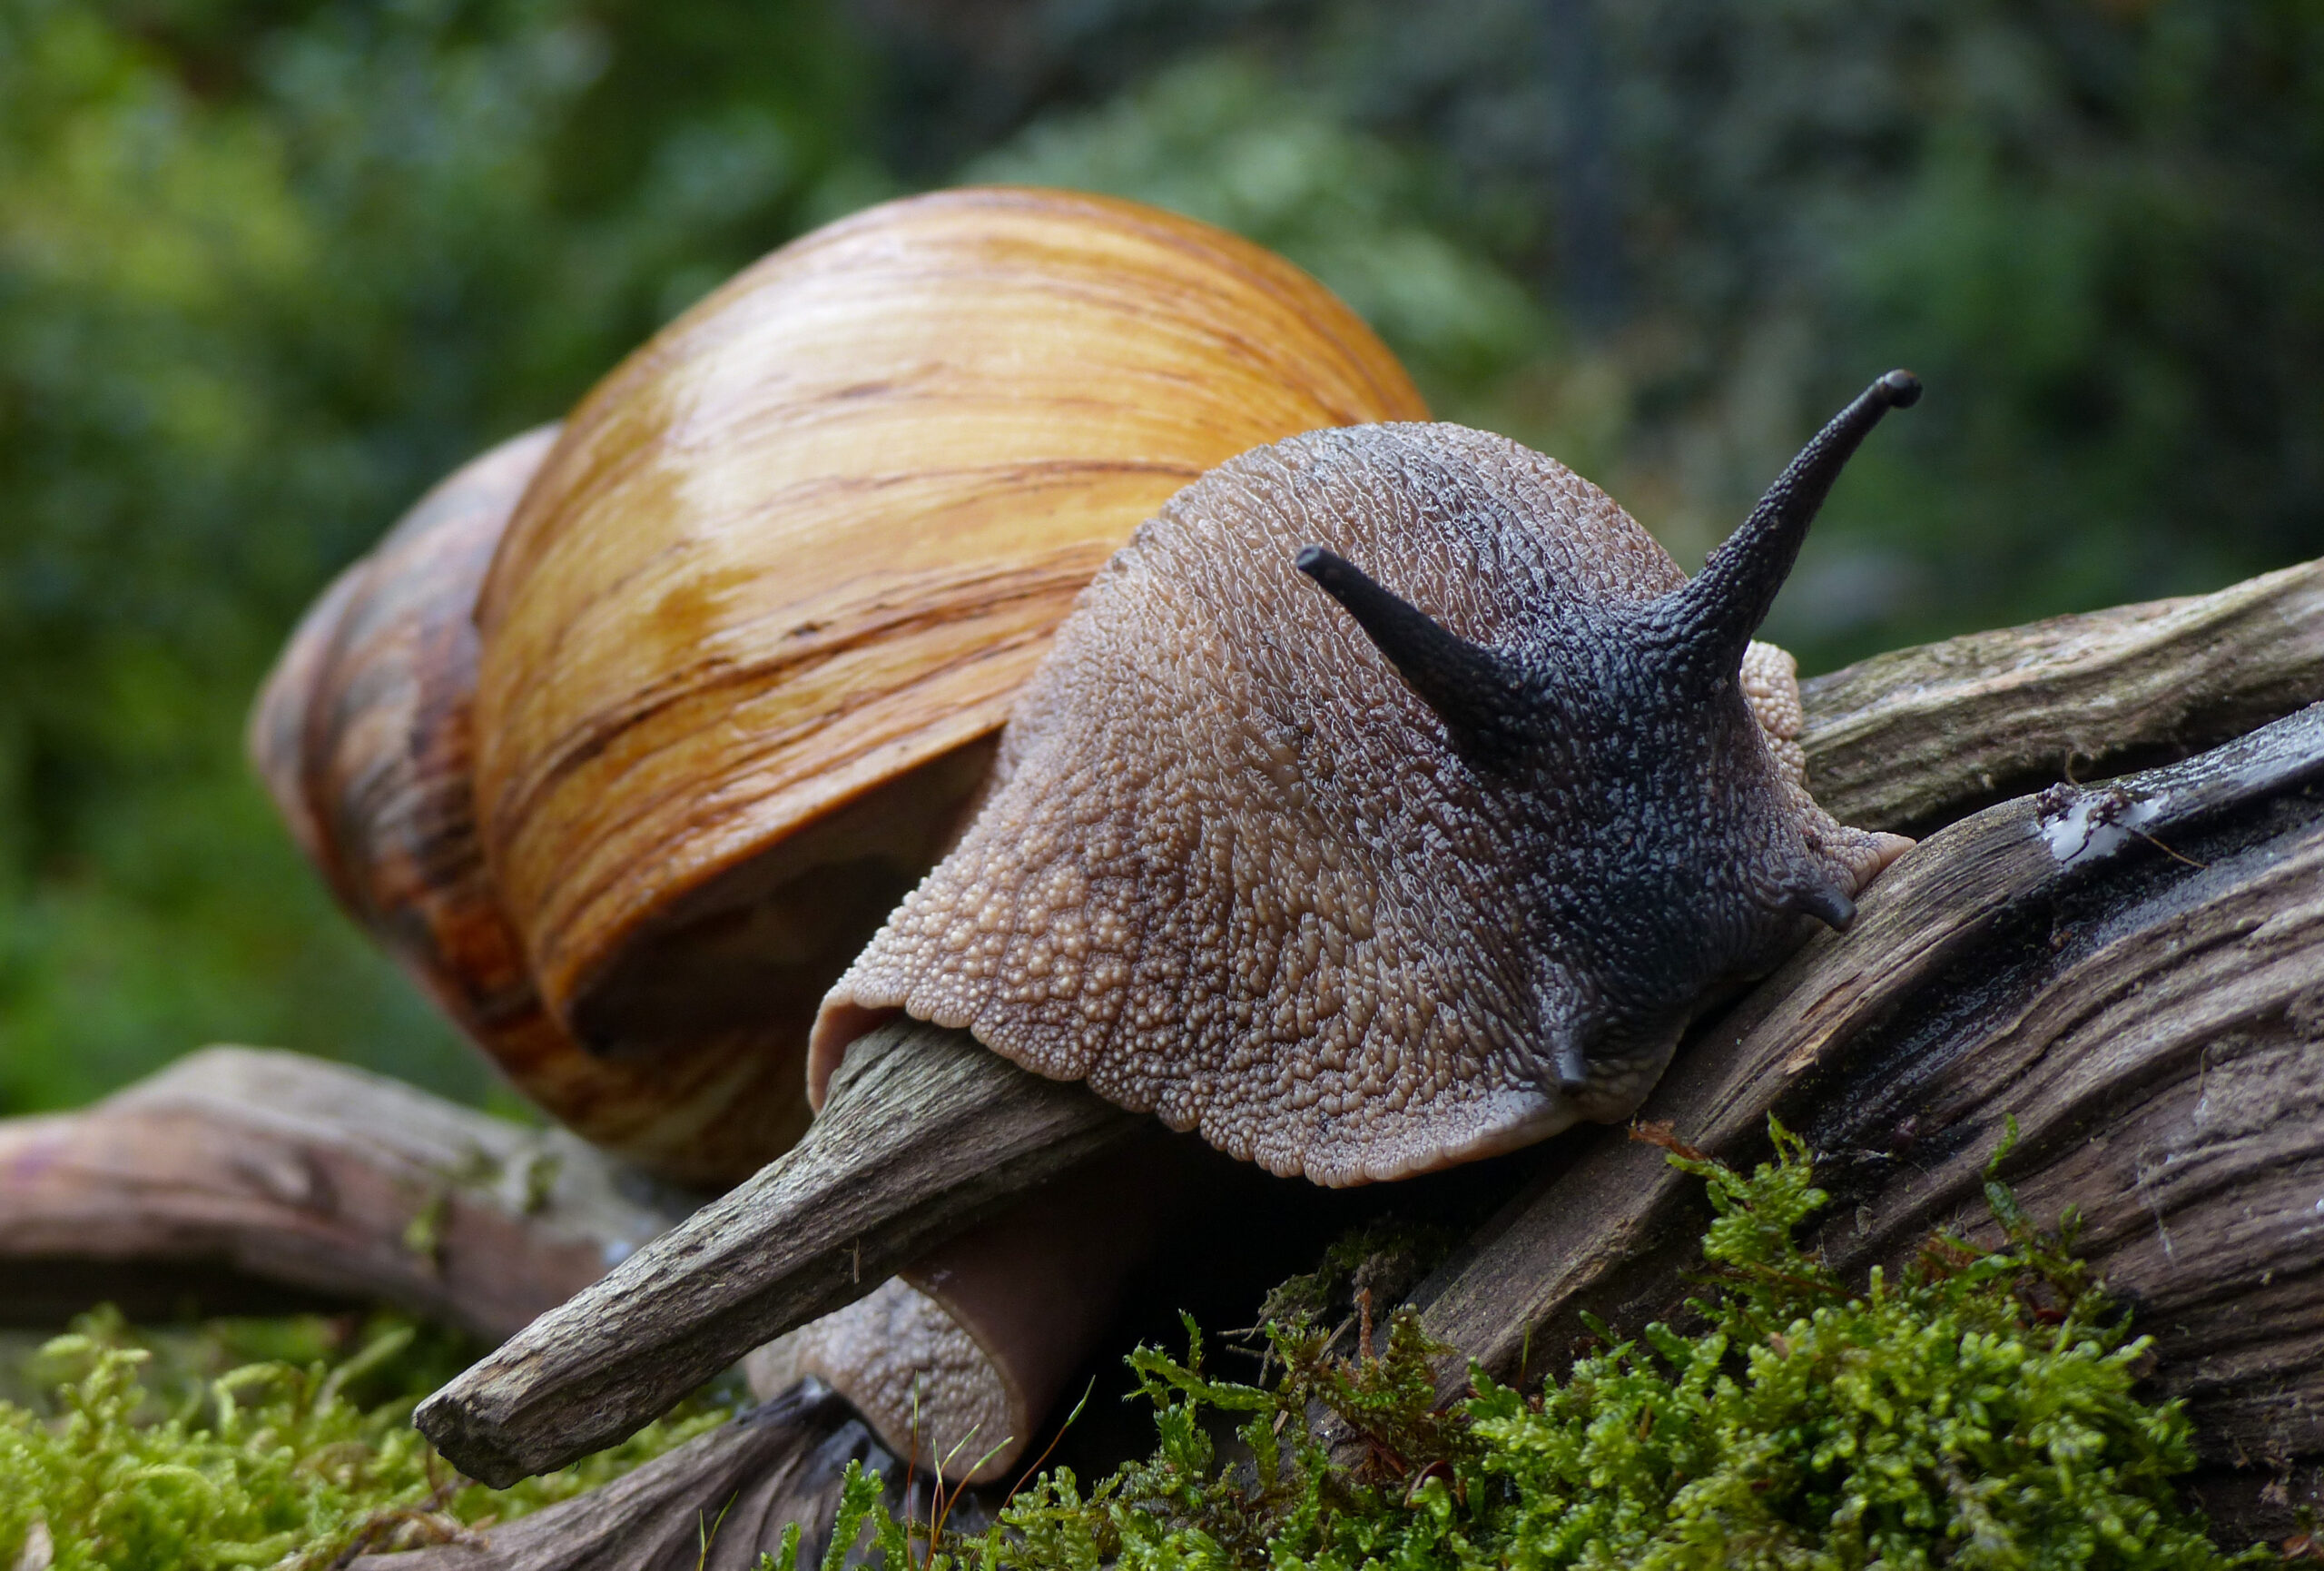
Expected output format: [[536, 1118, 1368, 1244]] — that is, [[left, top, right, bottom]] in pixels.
[[2, 0, 2318, 1112]]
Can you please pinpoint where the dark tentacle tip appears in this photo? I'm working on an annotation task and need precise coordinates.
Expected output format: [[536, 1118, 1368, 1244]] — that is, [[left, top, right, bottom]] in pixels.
[[1788, 884, 1857, 932], [1876, 369, 1923, 409], [1295, 544, 1337, 582], [1553, 1040, 1590, 1096]]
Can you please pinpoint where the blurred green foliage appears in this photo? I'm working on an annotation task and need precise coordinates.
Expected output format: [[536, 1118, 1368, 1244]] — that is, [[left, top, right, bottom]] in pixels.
[[2, 0, 2319, 1112], [0, 0, 882, 1109]]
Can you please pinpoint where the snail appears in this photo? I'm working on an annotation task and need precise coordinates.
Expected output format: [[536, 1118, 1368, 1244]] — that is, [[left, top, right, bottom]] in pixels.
[[259, 183, 1920, 1492], [749, 372, 1919, 1479], [253, 187, 1426, 1479], [420, 366, 1925, 1492]]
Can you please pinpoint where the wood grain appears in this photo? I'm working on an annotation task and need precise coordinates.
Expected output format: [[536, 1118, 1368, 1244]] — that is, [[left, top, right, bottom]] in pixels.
[[415, 1019, 1141, 1487], [0, 1047, 684, 1340], [1800, 558, 2324, 835], [1405, 703, 2324, 1477], [415, 554, 2324, 1488]]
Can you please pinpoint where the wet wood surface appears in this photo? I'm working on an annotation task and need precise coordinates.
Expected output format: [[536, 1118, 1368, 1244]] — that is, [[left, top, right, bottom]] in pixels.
[[0, 1047, 684, 1341], [10, 558, 2322, 1558], [417, 557, 2324, 1490], [1404, 705, 2324, 1499], [351, 1384, 880, 1571], [1800, 558, 2324, 835]]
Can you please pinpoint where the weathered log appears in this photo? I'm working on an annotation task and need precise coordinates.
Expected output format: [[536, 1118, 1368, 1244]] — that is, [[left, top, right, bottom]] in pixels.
[[0, 1052, 931, 1569], [0, 1047, 684, 1340], [350, 1383, 883, 1571], [5, 569, 2319, 1554], [416, 1020, 1141, 1487], [418, 560, 2324, 1487], [1799, 558, 2324, 835], [1403, 705, 2324, 1487]]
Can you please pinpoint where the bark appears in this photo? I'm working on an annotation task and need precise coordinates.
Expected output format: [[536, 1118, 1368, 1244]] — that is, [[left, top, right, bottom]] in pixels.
[[0, 1046, 685, 1341], [419, 557, 2324, 1490], [7, 559, 2324, 1556], [1398, 701, 2324, 1532], [415, 1019, 1141, 1487], [348, 1383, 886, 1571], [1799, 558, 2324, 835], [0, 1050, 958, 1571]]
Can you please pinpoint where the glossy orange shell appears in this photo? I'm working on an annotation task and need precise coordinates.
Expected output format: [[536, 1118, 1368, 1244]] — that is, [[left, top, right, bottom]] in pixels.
[[249, 429, 820, 1186], [472, 187, 1427, 1067]]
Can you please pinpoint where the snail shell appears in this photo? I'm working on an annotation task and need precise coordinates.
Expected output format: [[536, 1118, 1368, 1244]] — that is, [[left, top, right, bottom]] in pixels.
[[255, 187, 1424, 1185], [469, 187, 1425, 1128], [249, 429, 820, 1185]]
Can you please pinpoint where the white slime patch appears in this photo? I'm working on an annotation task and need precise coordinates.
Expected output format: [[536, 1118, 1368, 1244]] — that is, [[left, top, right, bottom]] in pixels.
[[2039, 789, 2168, 865]]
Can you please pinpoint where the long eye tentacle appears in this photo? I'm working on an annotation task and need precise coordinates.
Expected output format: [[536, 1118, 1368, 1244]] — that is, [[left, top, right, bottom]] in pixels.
[[1651, 369, 1921, 687]]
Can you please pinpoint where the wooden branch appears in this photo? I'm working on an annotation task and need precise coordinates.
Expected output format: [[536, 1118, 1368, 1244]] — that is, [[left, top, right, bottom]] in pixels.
[[1799, 558, 2324, 835], [4, 559, 2312, 1554], [0, 1047, 684, 1340], [351, 1383, 878, 1571], [418, 554, 2324, 1490], [416, 1019, 1142, 1487], [1407, 703, 2324, 1468]]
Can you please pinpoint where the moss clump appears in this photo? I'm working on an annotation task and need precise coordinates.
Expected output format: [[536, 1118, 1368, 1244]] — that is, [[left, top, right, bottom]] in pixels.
[[0, 1308, 726, 1568], [786, 1121, 2260, 1571], [1251, 1215, 1462, 1336], [0, 1124, 2263, 1569]]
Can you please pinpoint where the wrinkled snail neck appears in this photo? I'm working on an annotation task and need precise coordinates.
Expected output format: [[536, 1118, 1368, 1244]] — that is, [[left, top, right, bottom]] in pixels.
[[1296, 371, 1921, 771], [1295, 371, 1922, 952]]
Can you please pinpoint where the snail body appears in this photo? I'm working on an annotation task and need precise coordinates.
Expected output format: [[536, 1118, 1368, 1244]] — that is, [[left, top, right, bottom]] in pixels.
[[819, 383, 1919, 1185]]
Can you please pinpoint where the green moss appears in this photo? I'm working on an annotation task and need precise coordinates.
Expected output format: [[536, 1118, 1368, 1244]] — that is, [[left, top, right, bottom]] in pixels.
[[780, 1121, 2263, 1571], [1, 1124, 2266, 1568], [0, 1307, 728, 1568]]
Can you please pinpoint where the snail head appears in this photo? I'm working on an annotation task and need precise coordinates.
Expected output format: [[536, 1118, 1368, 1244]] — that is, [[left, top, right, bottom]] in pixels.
[[1295, 371, 1921, 1105]]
